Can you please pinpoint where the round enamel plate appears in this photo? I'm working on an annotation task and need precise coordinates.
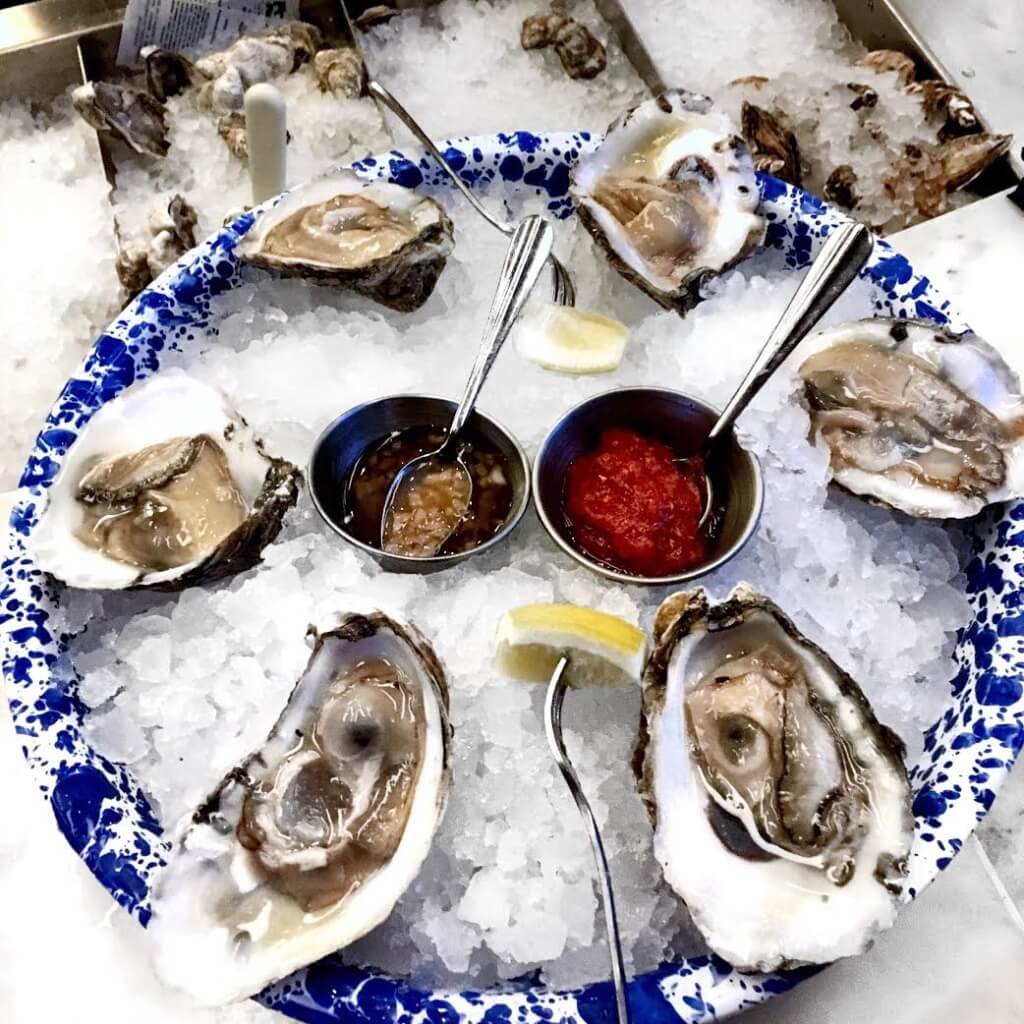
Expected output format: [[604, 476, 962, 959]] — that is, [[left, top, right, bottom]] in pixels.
[[3, 132, 1023, 1022]]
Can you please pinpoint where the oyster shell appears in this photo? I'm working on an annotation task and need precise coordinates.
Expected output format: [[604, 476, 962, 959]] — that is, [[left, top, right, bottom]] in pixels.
[[194, 21, 322, 113], [72, 81, 168, 158], [30, 372, 299, 589], [799, 318, 1024, 518], [571, 90, 764, 313], [313, 47, 366, 96], [740, 101, 801, 186], [236, 170, 455, 312], [636, 585, 913, 971], [521, 13, 607, 80], [141, 45, 198, 102], [147, 609, 451, 1005]]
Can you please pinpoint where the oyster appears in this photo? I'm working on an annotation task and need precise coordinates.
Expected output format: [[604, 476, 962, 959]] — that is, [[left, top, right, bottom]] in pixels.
[[194, 21, 322, 112], [521, 13, 607, 80], [636, 585, 913, 971], [855, 49, 916, 87], [800, 318, 1024, 518], [148, 610, 451, 1005], [216, 111, 250, 161], [236, 170, 455, 312], [30, 372, 299, 589], [141, 45, 198, 102], [313, 47, 366, 97], [571, 90, 764, 313], [72, 81, 168, 158], [114, 194, 198, 297], [740, 102, 801, 186]]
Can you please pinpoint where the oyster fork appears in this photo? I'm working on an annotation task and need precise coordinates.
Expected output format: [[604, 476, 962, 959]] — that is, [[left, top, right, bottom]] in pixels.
[[337, 1, 576, 306], [545, 657, 631, 1024]]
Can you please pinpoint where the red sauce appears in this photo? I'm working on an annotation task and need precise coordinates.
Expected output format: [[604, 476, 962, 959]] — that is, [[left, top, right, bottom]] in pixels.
[[563, 427, 709, 577]]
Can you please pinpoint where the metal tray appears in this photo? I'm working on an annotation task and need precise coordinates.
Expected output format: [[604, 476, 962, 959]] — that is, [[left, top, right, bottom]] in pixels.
[[0, 0, 1018, 197]]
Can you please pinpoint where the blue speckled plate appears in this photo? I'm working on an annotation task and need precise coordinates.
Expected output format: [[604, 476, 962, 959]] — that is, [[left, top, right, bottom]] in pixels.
[[3, 131, 1023, 1023]]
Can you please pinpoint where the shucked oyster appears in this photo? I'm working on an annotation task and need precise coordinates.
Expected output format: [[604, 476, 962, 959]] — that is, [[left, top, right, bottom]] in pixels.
[[572, 90, 764, 313], [148, 610, 451, 1005], [800, 318, 1024, 518], [636, 585, 913, 971], [236, 170, 455, 312], [30, 372, 299, 590]]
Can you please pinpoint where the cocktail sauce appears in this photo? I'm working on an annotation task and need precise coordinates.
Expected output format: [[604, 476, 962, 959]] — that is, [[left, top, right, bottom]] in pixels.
[[563, 427, 709, 577]]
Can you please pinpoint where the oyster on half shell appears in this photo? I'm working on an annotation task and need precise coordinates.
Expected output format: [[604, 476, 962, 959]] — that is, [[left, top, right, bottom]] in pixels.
[[236, 170, 455, 312], [30, 372, 299, 590], [147, 610, 451, 1005], [799, 317, 1024, 518], [571, 90, 764, 313], [635, 585, 913, 972]]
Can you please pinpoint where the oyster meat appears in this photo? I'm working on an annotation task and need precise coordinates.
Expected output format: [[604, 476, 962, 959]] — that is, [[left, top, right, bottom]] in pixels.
[[636, 585, 913, 971], [236, 170, 455, 312], [147, 610, 451, 1005], [30, 372, 299, 589], [571, 90, 764, 313], [800, 318, 1024, 517]]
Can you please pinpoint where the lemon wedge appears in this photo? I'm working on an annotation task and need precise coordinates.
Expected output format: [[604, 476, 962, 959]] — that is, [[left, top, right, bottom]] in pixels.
[[495, 603, 647, 687], [515, 302, 629, 374]]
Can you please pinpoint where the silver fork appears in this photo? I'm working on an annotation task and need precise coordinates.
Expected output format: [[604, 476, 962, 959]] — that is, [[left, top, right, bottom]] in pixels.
[[546, 657, 631, 1024], [337, 1, 576, 306]]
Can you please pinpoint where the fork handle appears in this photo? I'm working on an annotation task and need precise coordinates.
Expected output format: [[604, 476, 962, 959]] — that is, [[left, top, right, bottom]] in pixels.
[[367, 80, 512, 235], [448, 216, 554, 440], [545, 659, 631, 1024]]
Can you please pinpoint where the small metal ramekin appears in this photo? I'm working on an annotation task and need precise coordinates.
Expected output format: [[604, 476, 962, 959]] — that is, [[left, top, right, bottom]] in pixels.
[[308, 394, 531, 574], [532, 387, 764, 586]]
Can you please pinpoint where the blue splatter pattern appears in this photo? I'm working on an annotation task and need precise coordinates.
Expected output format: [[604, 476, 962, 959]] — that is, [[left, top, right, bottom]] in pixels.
[[2, 132, 1020, 1022]]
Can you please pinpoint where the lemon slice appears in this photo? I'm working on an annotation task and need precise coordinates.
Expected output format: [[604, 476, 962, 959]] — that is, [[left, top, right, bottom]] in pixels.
[[515, 302, 629, 374], [495, 603, 647, 688]]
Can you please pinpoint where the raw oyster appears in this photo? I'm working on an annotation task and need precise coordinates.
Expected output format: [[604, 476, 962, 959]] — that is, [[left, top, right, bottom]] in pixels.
[[148, 610, 451, 1005], [636, 585, 913, 971], [799, 318, 1024, 518], [571, 90, 764, 313], [72, 81, 168, 158], [30, 372, 299, 589], [236, 170, 455, 312]]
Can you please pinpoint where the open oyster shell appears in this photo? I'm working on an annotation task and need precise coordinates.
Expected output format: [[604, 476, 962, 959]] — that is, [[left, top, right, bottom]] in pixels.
[[72, 81, 168, 159], [236, 170, 455, 312], [147, 609, 452, 1005], [635, 585, 913, 972], [799, 317, 1024, 518], [30, 372, 299, 590], [571, 90, 764, 313]]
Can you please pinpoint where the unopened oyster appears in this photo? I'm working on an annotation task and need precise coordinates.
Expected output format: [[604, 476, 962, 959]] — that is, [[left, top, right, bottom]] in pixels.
[[30, 372, 299, 589], [236, 170, 455, 312], [313, 46, 366, 96], [72, 81, 168, 158], [148, 610, 451, 1005], [571, 90, 764, 313], [800, 318, 1024, 518], [636, 585, 913, 971], [194, 21, 322, 112], [115, 194, 199, 297]]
